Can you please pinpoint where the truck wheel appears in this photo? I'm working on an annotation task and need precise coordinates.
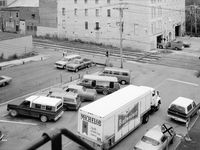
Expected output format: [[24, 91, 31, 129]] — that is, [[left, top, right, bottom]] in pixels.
[[142, 114, 149, 124], [102, 89, 108, 95], [40, 115, 48, 122], [10, 110, 18, 117], [121, 80, 126, 85], [155, 103, 160, 111]]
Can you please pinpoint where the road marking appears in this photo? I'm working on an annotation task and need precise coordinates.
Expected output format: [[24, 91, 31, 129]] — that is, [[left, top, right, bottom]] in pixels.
[[0, 120, 37, 126], [167, 78, 199, 87]]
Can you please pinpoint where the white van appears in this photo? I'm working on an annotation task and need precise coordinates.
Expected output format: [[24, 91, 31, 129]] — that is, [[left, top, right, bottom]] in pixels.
[[99, 67, 131, 85], [55, 54, 81, 69], [78, 75, 120, 95]]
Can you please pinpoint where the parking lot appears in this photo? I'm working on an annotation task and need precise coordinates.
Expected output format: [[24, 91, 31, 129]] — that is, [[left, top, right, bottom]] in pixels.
[[0, 44, 200, 150]]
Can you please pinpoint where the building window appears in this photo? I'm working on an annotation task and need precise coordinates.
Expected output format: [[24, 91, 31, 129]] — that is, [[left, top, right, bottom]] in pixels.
[[74, 0, 77, 4], [62, 8, 65, 16], [107, 9, 111, 17], [74, 8, 77, 16], [107, 0, 110, 4], [32, 14, 35, 19], [2, 0, 5, 6], [85, 21, 88, 30], [96, 9, 99, 17], [85, 9, 88, 16], [95, 22, 100, 30], [0, 1, 2, 6], [84, 0, 88, 4], [95, 0, 98, 4]]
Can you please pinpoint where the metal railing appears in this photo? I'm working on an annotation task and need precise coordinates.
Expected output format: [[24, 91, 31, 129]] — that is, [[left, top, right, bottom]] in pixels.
[[23, 128, 95, 150]]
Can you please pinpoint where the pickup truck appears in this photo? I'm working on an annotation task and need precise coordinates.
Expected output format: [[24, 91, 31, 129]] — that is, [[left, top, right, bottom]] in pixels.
[[0, 75, 12, 87], [167, 97, 200, 123], [7, 95, 64, 122], [66, 58, 93, 72], [157, 41, 184, 50]]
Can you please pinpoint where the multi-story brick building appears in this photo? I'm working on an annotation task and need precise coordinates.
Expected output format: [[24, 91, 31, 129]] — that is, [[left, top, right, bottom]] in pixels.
[[39, 0, 185, 51]]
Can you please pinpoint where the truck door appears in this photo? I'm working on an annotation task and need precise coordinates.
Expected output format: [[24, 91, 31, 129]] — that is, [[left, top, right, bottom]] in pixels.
[[19, 101, 31, 116]]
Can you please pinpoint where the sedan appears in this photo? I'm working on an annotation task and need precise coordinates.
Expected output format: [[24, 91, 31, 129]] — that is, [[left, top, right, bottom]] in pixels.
[[0, 75, 12, 87], [64, 84, 97, 101], [134, 123, 175, 150]]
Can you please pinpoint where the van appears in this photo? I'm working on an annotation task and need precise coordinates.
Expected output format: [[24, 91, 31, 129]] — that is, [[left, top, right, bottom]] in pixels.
[[48, 91, 81, 111], [78, 74, 120, 95], [55, 54, 81, 69], [99, 67, 131, 85]]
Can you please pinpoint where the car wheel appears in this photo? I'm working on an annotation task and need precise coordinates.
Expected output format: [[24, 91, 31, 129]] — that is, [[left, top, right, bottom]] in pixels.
[[2, 82, 5, 87], [40, 115, 48, 122], [63, 65, 66, 69], [75, 69, 79, 72], [121, 80, 126, 85], [175, 47, 178, 50], [142, 114, 149, 124], [159, 45, 163, 49], [102, 89, 108, 95], [10, 110, 18, 117]]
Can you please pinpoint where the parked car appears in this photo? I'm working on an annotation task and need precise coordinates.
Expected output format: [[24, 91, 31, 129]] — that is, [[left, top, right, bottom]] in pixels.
[[66, 58, 93, 72], [63, 84, 97, 101], [167, 97, 200, 123], [48, 91, 81, 111], [134, 124, 175, 150], [157, 41, 184, 50], [0, 75, 12, 87], [54, 54, 81, 69]]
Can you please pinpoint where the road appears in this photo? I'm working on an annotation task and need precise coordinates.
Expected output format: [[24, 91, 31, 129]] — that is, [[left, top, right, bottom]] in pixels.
[[0, 47, 200, 150]]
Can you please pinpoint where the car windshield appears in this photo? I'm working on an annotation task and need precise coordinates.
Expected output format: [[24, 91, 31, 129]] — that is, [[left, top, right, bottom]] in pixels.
[[170, 104, 185, 114], [141, 136, 160, 146]]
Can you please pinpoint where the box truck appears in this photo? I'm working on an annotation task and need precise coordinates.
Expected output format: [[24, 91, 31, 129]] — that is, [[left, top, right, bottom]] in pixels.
[[77, 85, 161, 150]]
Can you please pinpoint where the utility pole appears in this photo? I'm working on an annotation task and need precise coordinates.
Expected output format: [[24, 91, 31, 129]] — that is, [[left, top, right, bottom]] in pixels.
[[114, 2, 127, 68], [194, 4, 197, 35]]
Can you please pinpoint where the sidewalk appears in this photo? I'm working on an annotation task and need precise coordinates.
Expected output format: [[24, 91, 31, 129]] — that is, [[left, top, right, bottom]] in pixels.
[[176, 115, 200, 150], [0, 54, 49, 70]]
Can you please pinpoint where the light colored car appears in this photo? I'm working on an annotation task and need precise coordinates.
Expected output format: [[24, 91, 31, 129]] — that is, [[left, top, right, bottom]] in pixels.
[[134, 124, 175, 150], [63, 84, 97, 101], [0, 75, 12, 87]]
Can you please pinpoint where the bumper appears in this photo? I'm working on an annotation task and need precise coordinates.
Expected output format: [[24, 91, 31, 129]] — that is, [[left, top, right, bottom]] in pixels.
[[54, 111, 64, 121], [168, 114, 187, 123]]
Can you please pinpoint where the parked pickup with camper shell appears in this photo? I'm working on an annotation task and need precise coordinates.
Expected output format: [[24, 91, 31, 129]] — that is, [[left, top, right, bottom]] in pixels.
[[157, 40, 184, 50], [7, 95, 64, 122], [167, 97, 200, 123], [66, 58, 93, 72]]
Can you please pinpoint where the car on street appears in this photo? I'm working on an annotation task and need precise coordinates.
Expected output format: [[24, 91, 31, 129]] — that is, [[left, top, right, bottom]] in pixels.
[[0, 75, 12, 87], [134, 123, 175, 150], [157, 40, 184, 50]]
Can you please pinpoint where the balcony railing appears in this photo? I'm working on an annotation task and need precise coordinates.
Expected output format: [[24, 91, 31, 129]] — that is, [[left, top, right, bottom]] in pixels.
[[23, 128, 95, 150]]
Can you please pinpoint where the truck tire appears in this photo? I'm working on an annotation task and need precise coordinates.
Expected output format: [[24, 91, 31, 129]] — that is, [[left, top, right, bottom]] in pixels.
[[121, 80, 126, 85], [142, 114, 149, 124], [10, 110, 18, 117], [40, 115, 48, 122], [155, 103, 160, 111]]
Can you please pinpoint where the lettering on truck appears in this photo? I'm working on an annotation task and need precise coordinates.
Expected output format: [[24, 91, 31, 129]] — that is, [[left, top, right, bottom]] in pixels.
[[118, 103, 139, 131]]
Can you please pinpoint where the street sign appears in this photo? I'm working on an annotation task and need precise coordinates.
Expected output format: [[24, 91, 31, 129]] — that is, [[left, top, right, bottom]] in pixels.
[[161, 123, 173, 136]]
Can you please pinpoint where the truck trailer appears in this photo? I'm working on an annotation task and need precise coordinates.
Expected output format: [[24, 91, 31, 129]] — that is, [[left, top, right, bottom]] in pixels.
[[77, 85, 161, 150]]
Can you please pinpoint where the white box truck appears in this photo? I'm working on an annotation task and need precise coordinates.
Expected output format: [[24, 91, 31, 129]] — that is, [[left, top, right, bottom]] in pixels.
[[77, 85, 161, 150]]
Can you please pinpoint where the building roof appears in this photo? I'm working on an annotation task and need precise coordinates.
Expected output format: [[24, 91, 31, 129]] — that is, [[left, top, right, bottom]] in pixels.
[[80, 85, 151, 118], [8, 0, 39, 7]]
